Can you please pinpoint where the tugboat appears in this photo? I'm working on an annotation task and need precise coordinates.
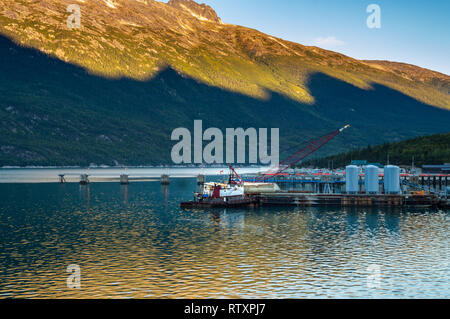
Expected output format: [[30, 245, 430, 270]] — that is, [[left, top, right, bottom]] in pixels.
[[181, 125, 350, 209], [180, 166, 259, 208]]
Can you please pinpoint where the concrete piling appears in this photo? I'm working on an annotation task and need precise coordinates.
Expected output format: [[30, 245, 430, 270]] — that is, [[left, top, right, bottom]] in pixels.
[[120, 174, 129, 185], [197, 174, 205, 185], [80, 174, 90, 185], [161, 174, 170, 185]]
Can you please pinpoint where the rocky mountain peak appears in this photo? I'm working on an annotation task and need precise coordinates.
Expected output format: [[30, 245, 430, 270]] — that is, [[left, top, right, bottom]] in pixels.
[[168, 0, 222, 23]]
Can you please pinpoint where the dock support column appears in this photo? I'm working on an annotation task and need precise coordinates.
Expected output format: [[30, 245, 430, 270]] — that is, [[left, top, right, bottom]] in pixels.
[[80, 174, 89, 185], [197, 174, 205, 194], [120, 174, 129, 185], [197, 174, 205, 185], [161, 174, 170, 185]]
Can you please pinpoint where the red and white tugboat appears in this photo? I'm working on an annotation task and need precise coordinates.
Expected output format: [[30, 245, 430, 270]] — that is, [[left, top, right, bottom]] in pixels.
[[180, 166, 259, 208]]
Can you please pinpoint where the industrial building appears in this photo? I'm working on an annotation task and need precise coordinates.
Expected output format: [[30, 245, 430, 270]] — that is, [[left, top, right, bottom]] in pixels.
[[422, 164, 450, 174]]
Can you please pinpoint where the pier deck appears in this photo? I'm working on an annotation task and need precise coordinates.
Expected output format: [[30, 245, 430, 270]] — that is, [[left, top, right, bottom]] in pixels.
[[255, 193, 440, 208], [181, 192, 443, 209]]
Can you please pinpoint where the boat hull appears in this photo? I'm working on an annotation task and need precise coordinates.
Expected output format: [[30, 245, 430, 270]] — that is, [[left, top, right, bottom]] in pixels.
[[181, 196, 258, 208]]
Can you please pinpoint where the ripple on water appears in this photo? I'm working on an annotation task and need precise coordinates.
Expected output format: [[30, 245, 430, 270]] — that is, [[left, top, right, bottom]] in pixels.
[[0, 182, 449, 298]]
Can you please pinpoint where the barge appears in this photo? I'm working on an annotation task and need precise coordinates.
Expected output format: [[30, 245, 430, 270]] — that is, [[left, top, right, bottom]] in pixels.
[[255, 192, 440, 208], [181, 191, 443, 209]]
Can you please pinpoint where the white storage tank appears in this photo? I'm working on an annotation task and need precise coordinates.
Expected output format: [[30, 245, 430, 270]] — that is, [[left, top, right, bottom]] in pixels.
[[384, 165, 400, 194], [365, 165, 379, 194], [346, 165, 359, 194]]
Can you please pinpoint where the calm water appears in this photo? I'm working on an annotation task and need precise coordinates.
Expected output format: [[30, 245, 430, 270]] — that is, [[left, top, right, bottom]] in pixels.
[[0, 174, 449, 298]]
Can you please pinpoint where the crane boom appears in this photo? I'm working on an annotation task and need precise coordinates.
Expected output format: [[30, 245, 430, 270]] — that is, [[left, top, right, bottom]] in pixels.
[[228, 165, 244, 185], [255, 125, 350, 182]]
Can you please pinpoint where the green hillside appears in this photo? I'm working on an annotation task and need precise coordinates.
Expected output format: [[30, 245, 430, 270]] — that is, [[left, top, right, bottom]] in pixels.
[[0, 0, 449, 166], [303, 132, 450, 168], [1, 36, 450, 167]]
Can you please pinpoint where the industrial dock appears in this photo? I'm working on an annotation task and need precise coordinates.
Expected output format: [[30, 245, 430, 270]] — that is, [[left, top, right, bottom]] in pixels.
[[181, 192, 446, 209], [180, 164, 450, 209], [181, 125, 449, 210]]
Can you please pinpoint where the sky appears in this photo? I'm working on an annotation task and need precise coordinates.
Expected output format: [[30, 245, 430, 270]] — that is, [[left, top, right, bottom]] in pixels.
[[161, 0, 450, 75]]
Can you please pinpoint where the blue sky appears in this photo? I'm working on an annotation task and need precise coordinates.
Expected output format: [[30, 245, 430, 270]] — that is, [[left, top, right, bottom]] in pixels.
[[161, 0, 450, 75]]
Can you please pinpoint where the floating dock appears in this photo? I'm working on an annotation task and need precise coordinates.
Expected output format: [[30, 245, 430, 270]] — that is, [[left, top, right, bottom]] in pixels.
[[181, 192, 443, 209], [255, 192, 440, 208]]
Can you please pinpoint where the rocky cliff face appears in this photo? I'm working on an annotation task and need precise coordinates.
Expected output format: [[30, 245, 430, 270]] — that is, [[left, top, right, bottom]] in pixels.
[[168, 0, 222, 23]]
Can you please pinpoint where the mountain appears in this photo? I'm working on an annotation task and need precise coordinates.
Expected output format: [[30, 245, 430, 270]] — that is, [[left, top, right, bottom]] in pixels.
[[304, 132, 450, 168], [168, 0, 222, 23], [2, 0, 448, 108], [0, 0, 449, 166]]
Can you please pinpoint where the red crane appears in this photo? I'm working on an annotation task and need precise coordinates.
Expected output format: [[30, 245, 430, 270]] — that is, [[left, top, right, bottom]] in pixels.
[[255, 124, 350, 182], [228, 164, 244, 185]]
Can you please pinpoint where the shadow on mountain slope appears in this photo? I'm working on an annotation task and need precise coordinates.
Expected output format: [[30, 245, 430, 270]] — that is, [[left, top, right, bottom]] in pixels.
[[0, 35, 449, 166]]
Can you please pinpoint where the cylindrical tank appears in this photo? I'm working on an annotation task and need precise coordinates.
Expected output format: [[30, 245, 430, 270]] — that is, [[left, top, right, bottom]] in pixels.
[[346, 165, 359, 194], [365, 165, 379, 194], [384, 165, 400, 194]]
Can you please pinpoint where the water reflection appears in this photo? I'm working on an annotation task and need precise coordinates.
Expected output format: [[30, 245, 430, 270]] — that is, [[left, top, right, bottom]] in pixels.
[[0, 181, 448, 299], [208, 210, 246, 231], [161, 184, 170, 213], [79, 184, 90, 209], [120, 185, 128, 206]]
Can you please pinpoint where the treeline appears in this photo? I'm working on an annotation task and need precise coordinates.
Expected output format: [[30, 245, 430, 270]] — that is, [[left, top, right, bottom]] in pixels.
[[303, 132, 450, 168]]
